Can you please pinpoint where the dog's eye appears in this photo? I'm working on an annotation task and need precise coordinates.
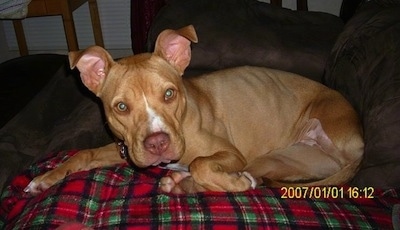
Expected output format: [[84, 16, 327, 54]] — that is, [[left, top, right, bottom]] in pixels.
[[116, 102, 128, 112], [164, 88, 175, 100]]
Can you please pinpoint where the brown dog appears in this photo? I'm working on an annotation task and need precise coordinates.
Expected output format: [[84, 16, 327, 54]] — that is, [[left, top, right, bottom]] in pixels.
[[24, 25, 364, 195]]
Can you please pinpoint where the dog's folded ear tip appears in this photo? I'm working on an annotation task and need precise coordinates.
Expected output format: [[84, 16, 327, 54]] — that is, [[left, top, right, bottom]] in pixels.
[[175, 25, 198, 43], [68, 51, 79, 70], [68, 61, 77, 70], [187, 26, 199, 43]]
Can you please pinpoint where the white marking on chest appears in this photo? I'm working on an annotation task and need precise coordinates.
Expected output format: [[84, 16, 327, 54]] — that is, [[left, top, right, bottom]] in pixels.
[[143, 94, 165, 132]]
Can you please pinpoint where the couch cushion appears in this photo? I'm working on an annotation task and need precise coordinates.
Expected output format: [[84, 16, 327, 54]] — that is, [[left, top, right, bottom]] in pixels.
[[0, 54, 67, 128], [324, 1, 400, 189], [147, 0, 343, 81], [0, 60, 113, 192]]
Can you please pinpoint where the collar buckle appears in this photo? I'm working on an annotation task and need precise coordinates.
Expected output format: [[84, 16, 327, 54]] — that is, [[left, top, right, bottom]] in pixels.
[[117, 140, 128, 160]]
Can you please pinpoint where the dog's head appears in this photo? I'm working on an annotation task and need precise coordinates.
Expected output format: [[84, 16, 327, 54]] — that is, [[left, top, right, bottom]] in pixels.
[[69, 25, 198, 167]]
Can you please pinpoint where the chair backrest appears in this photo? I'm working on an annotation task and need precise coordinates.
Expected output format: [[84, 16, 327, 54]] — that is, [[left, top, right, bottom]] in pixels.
[[270, 0, 308, 11]]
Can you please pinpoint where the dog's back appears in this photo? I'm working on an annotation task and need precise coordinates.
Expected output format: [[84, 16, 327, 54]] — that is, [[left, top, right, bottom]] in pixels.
[[184, 66, 364, 186]]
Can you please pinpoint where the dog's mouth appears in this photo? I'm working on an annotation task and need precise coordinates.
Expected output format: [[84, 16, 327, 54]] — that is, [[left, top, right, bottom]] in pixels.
[[151, 159, 173, 166]]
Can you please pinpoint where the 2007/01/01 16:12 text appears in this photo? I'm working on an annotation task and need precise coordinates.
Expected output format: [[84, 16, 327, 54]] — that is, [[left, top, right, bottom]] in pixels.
[[280, 186, 375, 199]]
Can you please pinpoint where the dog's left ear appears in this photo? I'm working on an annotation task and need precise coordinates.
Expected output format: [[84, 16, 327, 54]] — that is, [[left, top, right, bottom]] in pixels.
[[154, 25, 198, 75], [69, 46, 115, 95]]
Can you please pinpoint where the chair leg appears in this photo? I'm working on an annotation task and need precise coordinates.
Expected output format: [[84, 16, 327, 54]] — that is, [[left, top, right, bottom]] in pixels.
[[270, 0, 308, 11], [13, 20, 29, 56], [88, 0, 104, 47], [297, 0, 308, 11], [270, 0, 282, 7], [61, 0, 79, 51]]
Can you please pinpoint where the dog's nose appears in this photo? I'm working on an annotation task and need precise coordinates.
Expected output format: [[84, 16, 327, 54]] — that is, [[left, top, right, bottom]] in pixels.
[[144, 132, 170, 155]]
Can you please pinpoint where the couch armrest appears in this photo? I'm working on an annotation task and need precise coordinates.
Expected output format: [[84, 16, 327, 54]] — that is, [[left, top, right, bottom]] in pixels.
[[324, 1, 400, 189]]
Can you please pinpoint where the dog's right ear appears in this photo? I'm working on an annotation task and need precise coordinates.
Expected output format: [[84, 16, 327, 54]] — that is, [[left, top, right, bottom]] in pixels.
[[69, 46, 115, 95]]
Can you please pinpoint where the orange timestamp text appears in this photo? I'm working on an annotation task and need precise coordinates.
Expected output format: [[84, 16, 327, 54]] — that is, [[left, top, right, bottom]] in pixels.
[[280, 186, 375, 199]]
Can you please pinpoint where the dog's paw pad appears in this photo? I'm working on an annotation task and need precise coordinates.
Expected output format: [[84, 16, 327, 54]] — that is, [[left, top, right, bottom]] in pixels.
[[159, 176, 176, 193], [159, 171, 192, 193]]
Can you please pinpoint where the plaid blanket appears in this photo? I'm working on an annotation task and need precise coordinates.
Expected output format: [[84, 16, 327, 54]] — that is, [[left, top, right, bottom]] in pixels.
[[1, 150, 399, 229]]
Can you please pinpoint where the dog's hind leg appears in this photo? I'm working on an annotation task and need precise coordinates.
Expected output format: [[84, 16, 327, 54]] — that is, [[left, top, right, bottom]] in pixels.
[[245, 143, 342, 186], [245, 118, 357, 187]]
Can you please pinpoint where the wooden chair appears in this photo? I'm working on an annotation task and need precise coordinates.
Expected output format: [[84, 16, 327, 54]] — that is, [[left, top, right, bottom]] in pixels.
[[12, 0, 104, 56], [270, 0, 308, 11]]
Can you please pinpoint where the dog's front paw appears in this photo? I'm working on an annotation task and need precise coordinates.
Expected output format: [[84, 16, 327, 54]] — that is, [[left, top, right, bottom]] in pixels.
[[159, 171, 191, 194], [159, 171, 207, 194], [24, 169, 68, 196]]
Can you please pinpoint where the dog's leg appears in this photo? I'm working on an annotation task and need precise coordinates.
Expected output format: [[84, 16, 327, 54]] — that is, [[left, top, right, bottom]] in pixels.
[[245, 118, 358, 186], [160, 151, 257, 193], [25, 143, 124, 195], [245, 143, 342, 186]]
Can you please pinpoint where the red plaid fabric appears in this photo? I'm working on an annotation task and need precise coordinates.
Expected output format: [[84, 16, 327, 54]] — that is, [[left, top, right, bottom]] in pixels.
[[1, 150, 399, 229]]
